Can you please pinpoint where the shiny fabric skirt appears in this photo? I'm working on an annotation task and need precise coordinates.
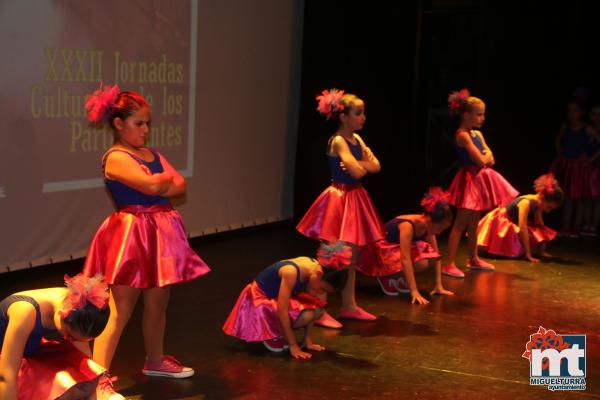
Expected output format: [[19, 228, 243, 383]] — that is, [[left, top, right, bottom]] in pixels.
[[83, 204, 210, 288], [222, 282, 325, 342], [14, 339, 105, 399], [477, 208, 557, 257], [296, 183, 385, 246], [550, 157, 588, 199], [448, 166, 518, 211], [357, 240, 440, 277]]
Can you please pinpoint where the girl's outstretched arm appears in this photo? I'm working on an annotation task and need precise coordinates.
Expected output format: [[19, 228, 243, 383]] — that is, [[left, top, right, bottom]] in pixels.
[[426, 234, 453, 296], [456, 131, 492, 167], [399, 222, 429, 305], [0, 302, 37, 400], [276, 266, 311, 359], [517, 200, 539, 263]]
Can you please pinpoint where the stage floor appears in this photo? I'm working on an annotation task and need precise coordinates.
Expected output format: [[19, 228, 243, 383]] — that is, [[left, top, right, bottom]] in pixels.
[[1, 222, 598, 399]]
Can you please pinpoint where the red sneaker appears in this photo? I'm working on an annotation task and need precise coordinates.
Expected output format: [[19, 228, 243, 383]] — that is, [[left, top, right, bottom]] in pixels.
[[142, 355, 194, 378], [97, 375, 125, 400], [314, 311, 343, 329], [442, 263, 465, 278], [262, 336, 289, 352], [395, 277, 411, 294], [338, 306, 377, 321], [466, 259, 495, 271], [376, 277, 399, 296]]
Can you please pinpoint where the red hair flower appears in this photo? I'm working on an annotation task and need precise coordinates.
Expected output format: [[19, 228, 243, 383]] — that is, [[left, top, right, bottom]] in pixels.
[[522, 326, 570, 370], [316, 88, 345, 120], [317, 241, 353, 270], [447, 88, 470, 111], [534, 173, 558, 194], [421, 187, 450, 213], [61, 273, 109, 318], [85, 82, 120, 124]]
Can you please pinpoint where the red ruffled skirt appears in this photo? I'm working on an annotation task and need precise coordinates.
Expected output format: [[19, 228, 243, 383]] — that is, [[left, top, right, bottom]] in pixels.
[[222, 282, 325, 342], [550, 157, 589, 199], [14, 339, 105, 400], [448, 166, 518, 211], [83, 205, 210, 288], [357, 240, 440, 277], [477, 208, 557, 258], [296, 183, 385, 246]]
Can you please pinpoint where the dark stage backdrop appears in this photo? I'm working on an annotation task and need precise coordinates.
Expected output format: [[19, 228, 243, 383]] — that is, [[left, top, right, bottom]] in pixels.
[[0, 0, 304, 272], [294, 1, 600, 226]]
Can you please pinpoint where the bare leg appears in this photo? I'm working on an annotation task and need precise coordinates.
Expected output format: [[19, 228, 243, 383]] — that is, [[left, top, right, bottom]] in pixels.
[[443, 208, 472, 266], [92, 285, 141, 369], [465, 210, 482, 262], [142, 286, 171, 363], [341, 244, 359, 311]]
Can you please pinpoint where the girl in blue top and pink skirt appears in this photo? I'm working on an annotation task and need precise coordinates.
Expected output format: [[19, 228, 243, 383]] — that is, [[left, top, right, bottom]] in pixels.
[[296, 89, 385, 328], [442, 89, 518, 278], [477, 174, 563, 262], [83, 84, 210, 398]]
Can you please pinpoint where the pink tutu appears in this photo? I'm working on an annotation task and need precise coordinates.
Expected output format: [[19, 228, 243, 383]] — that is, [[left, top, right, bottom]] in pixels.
[[357, 240, 440, 277], [222, 282, 325, 342], [14, 339, 105, 400], [550, 157, 588, 199], [448, 166, 518, 211], [296, 183, 385, 246], [83, 205, 210, 288], [477, 208, 557, 258]]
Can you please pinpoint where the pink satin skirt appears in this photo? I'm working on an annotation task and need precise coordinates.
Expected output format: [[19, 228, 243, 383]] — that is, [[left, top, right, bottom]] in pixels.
[[222, 282, 325, 342], [357, 240, 440, 277], [83, 204, 210, 288], [14, 339, 105, 400], [448, 166, 518, 211], [296, 183, 385, 246], [477, 208, 557, 258]]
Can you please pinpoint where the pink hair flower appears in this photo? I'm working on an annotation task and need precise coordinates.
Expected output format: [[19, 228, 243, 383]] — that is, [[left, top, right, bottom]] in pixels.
[[61, 273, 109, 318], [317, 240, 352, 270], [85, 82, 120, 124], [316, 88, 345, 119], [447, 88, 470, 111], [421, 186, 450, 212]]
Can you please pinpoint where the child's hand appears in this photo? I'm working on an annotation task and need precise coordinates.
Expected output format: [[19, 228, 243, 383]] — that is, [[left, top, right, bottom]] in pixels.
[[304, 343, 325, 352], [289, 344, 312, 359], [430, 287, 454, 296], [339, 161, 347, 172], [411, 290, 429, 305]]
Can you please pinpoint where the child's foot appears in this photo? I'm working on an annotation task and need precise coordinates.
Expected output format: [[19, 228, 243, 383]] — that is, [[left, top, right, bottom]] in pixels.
[[314, 311, 343, 329], [395, 277, 411, 294], [466, 259, 495, 271], [142, 355, 194, 378], [97, 375, 125, 400], [338, 306, 377, 321], [262, 336, 289, 352], [442, 263, 465, 278], [376, 276, 399, 296]]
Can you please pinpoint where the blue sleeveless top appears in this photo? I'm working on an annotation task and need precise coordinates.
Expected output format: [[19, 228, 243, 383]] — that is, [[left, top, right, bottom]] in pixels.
[[254, 260, 308, 299], [328, 136, 363, 185], [562, 126, 590, 158], [504, 197, 538, 224], [103, 148, 170, 208], [385, 217, 426, 244], [455, 131, 485, 166], [0, 295, 57, 356]]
